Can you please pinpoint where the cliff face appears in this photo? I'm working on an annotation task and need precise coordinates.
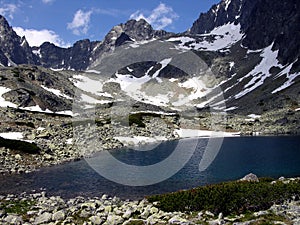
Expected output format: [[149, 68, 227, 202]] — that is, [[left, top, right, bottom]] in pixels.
[[0, 15, 38, 66], [190, 0, 300, 67]]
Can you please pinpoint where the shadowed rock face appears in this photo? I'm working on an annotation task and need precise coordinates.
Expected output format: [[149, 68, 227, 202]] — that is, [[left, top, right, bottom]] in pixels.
[[0, 16, 171, 70], [0, 65, 74, 112], [0, 15, 38, 66], [189, 0, 300, 66]]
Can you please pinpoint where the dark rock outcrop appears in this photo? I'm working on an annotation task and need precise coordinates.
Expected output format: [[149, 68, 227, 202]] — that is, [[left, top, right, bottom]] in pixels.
[[0, 15, 38, 66], [189, 0, 300, 66]]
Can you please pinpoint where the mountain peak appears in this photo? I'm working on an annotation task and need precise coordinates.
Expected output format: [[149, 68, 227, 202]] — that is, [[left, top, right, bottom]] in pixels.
[[0, 14, 9, 27], [189, 0, 299, 65], [0, 14, 37, 66], [189, 0, 244, 34]]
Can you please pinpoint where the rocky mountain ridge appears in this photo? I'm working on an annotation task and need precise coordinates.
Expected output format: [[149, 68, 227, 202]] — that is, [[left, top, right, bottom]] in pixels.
[[0, 0, 298, 130], [190, 0, 300, 68], [0, 0, 299, 73], [0, 15, 37, 66], [0, 16, 171, 70]]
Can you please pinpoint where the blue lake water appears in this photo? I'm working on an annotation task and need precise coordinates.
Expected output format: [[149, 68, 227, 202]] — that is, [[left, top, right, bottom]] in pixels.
[[0, 136, 300, 199]]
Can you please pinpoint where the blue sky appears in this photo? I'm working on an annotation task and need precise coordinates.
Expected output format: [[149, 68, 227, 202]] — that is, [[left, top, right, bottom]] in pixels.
[[0, 0, 220, 47]]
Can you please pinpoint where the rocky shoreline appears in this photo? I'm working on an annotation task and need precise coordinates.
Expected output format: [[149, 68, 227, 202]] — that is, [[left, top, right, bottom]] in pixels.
[[0, 106, 300, 224], [0, 106, 180, 175], [1, 104, 299, 176], [0, 176, 299, 225]]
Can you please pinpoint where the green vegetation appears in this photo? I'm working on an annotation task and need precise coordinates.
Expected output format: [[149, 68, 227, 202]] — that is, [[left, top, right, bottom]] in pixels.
[[0, 137, 40, 154], [127, 112, 174, 128], [0, 199, 35, 215], [118, 112, 158, 128], [125, 220, 144, 225], [128, 113, 146, 128], [147, 178, 300, 216]]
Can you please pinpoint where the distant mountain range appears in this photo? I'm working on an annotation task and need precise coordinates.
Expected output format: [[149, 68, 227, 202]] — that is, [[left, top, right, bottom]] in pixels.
[[0, 0, 299, 134], [0, 0, 299, 72]]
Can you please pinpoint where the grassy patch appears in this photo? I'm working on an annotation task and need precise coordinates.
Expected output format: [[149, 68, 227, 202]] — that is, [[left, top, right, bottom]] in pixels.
[[0, 137, 40, 154], [128, 113, 146, 128], [125, 220, 144, 225], [0, 199, 35, 215], [127, 112, 175, 128], [118, 112, 161, 128], [147, 178, 300, 216]]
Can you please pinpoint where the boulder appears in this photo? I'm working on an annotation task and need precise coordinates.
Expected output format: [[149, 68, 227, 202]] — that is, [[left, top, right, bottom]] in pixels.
[[240, 173, 259, 182], [52, 210, 65, 221], [34, 212, 52, 224], [89, 215, 102, 225], [4, 214, 23, 225]]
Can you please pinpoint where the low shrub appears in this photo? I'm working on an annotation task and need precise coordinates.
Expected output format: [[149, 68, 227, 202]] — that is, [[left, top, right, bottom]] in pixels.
[[147, 179, 300, 216], [0, 199, 35, 214]]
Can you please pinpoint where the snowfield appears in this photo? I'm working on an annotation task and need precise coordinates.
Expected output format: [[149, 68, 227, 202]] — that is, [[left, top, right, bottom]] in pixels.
[[167, 23, 243, 51]]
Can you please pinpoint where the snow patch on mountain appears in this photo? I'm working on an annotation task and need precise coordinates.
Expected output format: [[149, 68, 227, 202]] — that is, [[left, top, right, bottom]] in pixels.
[[235, 44, 281, 99], [0, 86, 17, 108], [174, 128, 239, 138], [41, 85, 72, 99], [109, 58, 172, 92], [80, 93, 111, 109], [0, 132, 24, 140], [167, 23, 243, 51], [272, 62, 300, 93], [72, 74, 110, 97], [178, 77, 210, 100], [224, 0, 231, 11], [152, 58, 172, 78], [85, 69, 101, 74], [129, 38, 157, 49], [32, 48, 41, 58]]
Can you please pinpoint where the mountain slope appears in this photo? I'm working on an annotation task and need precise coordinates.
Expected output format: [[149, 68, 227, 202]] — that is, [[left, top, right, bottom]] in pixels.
[[0, 0, 299, 136], [190, 0, 300, 67]]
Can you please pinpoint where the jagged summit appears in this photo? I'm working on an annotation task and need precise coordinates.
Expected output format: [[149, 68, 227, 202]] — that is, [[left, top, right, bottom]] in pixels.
[[102, 18, 170, 48], [0, 15, 37, 66], [189, 0, 300, 66], [189, 0, 244, 34], [0, 16, 171, 70], [0, 0, 299, 72]]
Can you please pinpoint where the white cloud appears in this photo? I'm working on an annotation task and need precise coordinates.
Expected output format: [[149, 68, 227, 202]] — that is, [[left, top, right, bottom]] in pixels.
[[0, 3, 18, 19], [67, 9, 93, 35], [13, 27, 70, 47], [42, 0, 55, 4], [130, 3, 178, 30]]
